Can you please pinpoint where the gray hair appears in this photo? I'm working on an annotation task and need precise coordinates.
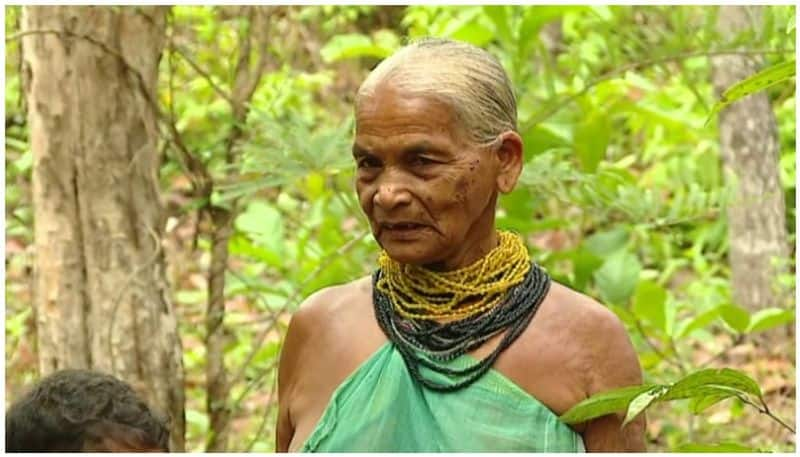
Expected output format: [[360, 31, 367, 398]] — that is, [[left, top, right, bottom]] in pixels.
[[355, 38, 517, 146]]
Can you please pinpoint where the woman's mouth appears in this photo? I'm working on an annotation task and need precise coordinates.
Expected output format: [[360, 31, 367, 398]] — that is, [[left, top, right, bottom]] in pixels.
[[380, 222, 429, 239], [383, 222, 425, 230]]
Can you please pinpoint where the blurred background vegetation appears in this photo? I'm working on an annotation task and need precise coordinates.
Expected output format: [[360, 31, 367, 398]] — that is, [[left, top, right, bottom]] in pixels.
[[5, 5, 796, 452]]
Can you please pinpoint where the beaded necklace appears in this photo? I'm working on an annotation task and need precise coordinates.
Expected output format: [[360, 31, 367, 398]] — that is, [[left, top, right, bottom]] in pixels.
[[376, 231, 531, 320], [373, 231, 550, 392]]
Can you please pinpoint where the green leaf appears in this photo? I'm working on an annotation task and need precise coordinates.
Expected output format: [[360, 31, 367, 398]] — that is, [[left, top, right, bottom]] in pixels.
[[449, 19, 494, 46], [235, 201, 285, 264], [593, 251, 641, 305], [520, 123, 570, 160], [6, 136, 28, 153], [571, 248, 603, 291], [559, 384, 657, 424], [439, 7, 493, 46], [676, 307, 720, 338], [623, 387, 666, 427], [689, 393, 731, 414], [573, 112, 611, 172], [746, 307, 795, 333], [517, 6, 581, 57], [497, 188, 539, 232], [305, 172, 327, 200], [718, 304, 750, 333], [707, 59, 796, 124], [583, 227, 629, 257], [631, 280, 668, 332], [674, 442, 757, 453], [517, 8, 547, 56], [787, 15, 795, 35], [607, 303, 637, 328], [662, 368, 762, 401], [12, 149, 32, 173], [372, 29, 400, 53], [483, 5, 513, 44], [319, 33, 395, 63]]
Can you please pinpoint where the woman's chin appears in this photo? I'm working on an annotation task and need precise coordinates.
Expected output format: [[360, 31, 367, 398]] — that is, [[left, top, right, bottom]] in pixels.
[[381, 243, 440, 266]]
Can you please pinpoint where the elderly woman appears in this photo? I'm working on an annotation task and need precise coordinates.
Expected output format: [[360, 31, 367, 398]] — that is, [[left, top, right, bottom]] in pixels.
[[276, 38, 645, 452]]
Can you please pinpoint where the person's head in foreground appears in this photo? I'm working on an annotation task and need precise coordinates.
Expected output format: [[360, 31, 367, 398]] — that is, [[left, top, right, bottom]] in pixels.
[[5, 369, 169, 452], [276, 37, 644, 453]]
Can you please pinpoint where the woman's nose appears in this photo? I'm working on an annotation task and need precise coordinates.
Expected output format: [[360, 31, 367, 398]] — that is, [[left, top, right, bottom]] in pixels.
[[373, 182, 412, 210]]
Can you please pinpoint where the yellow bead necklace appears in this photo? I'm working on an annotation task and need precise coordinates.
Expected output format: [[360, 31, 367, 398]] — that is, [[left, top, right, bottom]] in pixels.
[[376, 230, 531, 320]]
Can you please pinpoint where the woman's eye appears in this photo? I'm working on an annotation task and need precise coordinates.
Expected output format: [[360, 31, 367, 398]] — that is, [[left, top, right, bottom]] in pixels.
[[411, 156, 436, 166], [357, 157, 380, 169]]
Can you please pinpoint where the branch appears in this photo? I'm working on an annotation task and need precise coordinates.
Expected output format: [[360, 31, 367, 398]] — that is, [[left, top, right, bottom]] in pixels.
[[758, 396, 796, 434], [202, 7, 274, 450], [226, 230, 371, 392], [229, 352, 279, 416], [204, 206, 235, 452], [739, 394, 796, 434], [244, 371, 280, 452], [633, 318, 687, 374], [224, 6, 273, 163], [522, 48, 795, 130], [171, 45, 235, 106]]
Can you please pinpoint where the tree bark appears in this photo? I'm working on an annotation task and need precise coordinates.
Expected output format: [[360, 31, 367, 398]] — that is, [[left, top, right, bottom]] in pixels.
[[22, 6, 186, 451], [710, 5, 791, 312]]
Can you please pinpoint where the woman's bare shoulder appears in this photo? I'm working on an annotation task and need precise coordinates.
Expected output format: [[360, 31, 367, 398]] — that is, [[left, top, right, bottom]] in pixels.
[[546, 280, 642, 386], [544, 281, 627, 336], [292, 275, 373, 323], [530, 281, 639, 386]]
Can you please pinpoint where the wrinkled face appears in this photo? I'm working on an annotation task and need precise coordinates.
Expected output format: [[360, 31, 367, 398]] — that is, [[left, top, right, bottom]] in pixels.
[[354, 83, 505, 270]]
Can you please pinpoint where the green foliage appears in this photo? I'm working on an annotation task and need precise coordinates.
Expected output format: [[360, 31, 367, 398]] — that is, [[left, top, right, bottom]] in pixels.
[[4, 4, 795, 453], [594, 250, 642, 306], [707, 59, 796, 123], [559, 384, 657, 424], [747, 308, 795, 333], [320, 31, 399, 62], [632, 280, 668, 332], [674, 442, 758, 452], [561, 368, 763, 426]]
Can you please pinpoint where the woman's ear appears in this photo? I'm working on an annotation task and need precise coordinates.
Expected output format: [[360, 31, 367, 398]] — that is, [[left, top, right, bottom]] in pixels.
[[494, 131, 524, 193]]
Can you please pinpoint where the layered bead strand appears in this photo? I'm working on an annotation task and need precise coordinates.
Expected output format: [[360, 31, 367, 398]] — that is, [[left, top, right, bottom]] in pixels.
[[373, 231, 551, 392]]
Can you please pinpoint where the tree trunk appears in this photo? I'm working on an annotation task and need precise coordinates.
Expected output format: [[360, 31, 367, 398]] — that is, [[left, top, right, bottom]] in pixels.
[[710, 5, 791, 313], [21, 6, 186, 451]]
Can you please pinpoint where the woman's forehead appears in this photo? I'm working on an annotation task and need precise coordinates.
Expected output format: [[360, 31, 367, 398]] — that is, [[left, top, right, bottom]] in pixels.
[[355, 84, 461, 139]]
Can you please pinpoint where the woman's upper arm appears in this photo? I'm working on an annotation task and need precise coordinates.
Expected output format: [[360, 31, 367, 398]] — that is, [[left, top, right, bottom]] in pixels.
[[275, 305, 315, 452], [581, 305, 647, 452]]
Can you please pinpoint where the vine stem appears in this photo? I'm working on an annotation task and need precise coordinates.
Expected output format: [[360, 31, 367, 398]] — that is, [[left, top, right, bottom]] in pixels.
[[758, 397, 796, 434], [739, 395, 795, 434], [633, 318, 687, 374]]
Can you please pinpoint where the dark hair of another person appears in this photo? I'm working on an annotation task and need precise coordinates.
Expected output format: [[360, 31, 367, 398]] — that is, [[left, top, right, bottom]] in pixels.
[[5, 369, 169, 452]]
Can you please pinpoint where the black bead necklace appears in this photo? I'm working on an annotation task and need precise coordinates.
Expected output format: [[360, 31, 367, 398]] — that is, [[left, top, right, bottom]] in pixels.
[[373, 262, 550, 393]]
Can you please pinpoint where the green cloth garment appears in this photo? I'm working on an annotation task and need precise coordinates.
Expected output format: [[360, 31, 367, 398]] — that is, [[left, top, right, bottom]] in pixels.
[[302, 342, 585, 452]]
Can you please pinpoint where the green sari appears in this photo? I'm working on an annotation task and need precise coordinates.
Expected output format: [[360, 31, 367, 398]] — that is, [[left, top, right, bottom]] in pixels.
[[302, 342, 585, 452]]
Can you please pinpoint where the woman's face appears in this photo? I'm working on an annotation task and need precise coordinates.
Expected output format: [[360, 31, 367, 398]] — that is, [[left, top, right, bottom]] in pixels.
[[354, 83, 513, 270]]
